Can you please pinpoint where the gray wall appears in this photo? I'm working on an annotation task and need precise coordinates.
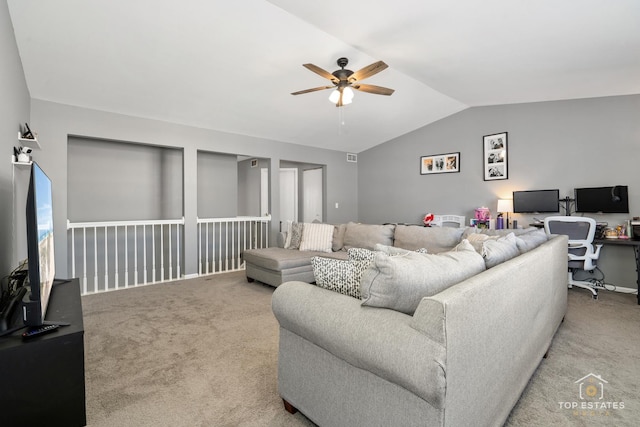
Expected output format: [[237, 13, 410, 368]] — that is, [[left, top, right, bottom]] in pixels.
[[29, 99, 358, 278], [359, 94, 640, 290], [1, 0, 30, 275], [68, 137, 183, 221], [237, 157, 268, 217], [197, 151, 238, 218]]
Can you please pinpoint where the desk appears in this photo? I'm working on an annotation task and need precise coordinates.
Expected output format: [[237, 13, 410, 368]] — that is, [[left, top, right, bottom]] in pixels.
[[594, 238, 640, 305]]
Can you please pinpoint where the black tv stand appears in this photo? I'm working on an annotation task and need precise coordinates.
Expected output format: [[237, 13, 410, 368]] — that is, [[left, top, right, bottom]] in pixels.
[[0, 278, 86, 426]]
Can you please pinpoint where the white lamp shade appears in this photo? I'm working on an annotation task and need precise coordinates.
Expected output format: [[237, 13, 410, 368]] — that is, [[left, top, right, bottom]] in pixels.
[[342, 86, 354, 102], [328, 87, 354, 105], [497, 199, 513, 213], [328, 89, 340, 103]]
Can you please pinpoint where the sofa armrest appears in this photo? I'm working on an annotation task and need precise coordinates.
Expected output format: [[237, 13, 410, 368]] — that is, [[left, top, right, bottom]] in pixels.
[[272, 281, 446, 409]]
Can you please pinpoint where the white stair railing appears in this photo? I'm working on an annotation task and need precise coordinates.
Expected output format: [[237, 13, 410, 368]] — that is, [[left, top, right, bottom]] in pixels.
[[197, 216, 270, 275], [67, 218, 184, 295]]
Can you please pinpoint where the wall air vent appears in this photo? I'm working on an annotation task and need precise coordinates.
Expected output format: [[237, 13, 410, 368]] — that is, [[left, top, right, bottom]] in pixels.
[[347, 153, 357, 163]]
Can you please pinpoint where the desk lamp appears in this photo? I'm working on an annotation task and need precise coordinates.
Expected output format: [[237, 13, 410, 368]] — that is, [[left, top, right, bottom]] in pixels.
[[497, 199, 513, 229]]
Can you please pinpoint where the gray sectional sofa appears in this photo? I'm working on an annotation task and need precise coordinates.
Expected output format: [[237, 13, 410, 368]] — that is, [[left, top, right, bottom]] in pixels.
[[243, 222, 466, 287], [266, 223, 568, 426]]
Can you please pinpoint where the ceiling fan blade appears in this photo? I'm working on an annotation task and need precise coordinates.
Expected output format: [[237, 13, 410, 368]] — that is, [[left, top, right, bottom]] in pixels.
[[348, 61, 388, 82], [291, 85, 334, 95], [302, 63, 339, 83], [352, 83, 395, 96]]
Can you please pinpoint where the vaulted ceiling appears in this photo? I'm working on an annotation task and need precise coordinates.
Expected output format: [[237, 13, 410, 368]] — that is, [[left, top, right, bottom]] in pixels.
[[8, 0, 640, 153]]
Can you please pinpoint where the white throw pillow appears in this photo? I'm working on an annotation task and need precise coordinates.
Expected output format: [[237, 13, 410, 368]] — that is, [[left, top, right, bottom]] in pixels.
[[299, 223, 334, 252], [482, 232, 520, 268]]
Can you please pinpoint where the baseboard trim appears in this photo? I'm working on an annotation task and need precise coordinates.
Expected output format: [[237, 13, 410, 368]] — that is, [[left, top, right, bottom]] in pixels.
[[182, 273, 200, 280]]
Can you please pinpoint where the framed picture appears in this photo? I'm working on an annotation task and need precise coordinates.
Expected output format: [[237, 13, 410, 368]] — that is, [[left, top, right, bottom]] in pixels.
[[483, 132, 508, 180], [420, 152, 460, 175]]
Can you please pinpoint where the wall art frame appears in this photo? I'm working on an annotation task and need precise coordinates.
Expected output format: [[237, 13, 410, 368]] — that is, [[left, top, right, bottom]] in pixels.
[[420, 152, 460, 175], [483, 132, 508, 180]]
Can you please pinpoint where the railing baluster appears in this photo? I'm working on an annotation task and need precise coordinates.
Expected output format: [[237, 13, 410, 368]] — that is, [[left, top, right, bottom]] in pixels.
[[134, 225, 138, 285], [82, 227, 87, 294], [115, 226, 119, 290], [160, 225, 164, 282], [152, 224, 156, 282], [104, 226, 108, 290], [143, 224, 147, 284], [168, 224, 173, 280], [125, 225, 129, 288]]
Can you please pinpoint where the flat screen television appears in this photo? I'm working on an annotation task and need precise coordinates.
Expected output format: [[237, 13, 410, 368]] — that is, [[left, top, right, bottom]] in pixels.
[[512, 189, 560, 213], [574, 185, 629, 213], [22, 162, 56, 327]]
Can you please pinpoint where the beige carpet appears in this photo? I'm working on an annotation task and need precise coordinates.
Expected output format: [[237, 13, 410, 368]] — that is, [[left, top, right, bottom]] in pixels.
[[82, 272, 639, 426]]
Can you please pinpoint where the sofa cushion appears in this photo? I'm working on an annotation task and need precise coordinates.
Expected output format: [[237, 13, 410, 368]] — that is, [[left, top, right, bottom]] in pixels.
[[284, 222, 304, 249], [243, 247, 347, 271], [343, 222, 396, 250], [515, 228, 549, 254], [360, 240, 486, 315], [332, 223, 347, 251], [311, 256, 370, 299], [393, 224, 464, 253], [299, 223, 334, 252], [482, 232, 520, 268], [462, 226, 537, 240], [466, 233, 498, 253]]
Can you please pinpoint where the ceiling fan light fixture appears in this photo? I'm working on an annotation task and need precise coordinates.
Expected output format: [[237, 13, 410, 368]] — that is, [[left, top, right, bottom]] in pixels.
[[343, 86, 354, 103], [328, 89, 340, 104]]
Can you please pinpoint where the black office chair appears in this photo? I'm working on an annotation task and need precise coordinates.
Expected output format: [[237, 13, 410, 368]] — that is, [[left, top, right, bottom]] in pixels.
[[544, 216, 603, 299]]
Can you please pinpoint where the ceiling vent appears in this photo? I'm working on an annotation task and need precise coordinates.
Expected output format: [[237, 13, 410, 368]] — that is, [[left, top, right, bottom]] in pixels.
[[347, 153, 357, 163]]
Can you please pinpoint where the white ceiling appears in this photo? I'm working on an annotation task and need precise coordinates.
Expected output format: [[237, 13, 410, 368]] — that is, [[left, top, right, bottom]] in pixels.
[[8, 0, 640, 153]]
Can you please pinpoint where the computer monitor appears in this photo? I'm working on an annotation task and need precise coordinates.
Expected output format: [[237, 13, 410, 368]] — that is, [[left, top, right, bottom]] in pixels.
[[512, 189, 560, 213]]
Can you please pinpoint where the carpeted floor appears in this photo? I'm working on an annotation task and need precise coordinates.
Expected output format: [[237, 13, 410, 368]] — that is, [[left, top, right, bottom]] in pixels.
[[82, 272, 639, 426]]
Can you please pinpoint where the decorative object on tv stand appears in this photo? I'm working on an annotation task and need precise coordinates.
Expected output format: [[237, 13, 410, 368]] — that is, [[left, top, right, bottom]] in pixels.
[[483, 132, 508, 181], [496, 199, 513, 229], [423, 213, 435, 226], [420, 152, 460, 175]]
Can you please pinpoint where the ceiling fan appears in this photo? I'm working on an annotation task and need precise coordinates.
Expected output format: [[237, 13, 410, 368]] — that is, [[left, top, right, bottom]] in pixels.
[[292, 57, 395, 107]]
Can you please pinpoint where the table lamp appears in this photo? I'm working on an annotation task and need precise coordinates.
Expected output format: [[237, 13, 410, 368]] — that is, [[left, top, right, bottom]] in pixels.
[[497, 199, 513, 229]]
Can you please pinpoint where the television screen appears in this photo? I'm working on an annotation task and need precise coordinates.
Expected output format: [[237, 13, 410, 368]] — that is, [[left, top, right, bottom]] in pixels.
[[512, 189, 560, 213], [24, 162, 55, 326], [575, 185, 629, 213]]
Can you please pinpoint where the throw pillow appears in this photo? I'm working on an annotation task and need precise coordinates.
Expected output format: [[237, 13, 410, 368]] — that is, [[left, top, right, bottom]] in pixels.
[[311, 256, 369, 299], [299, 223, 334, 252], [481, 232, 520, 268], [360, 242, 486, 315], [285, 222, 304, 250], [515, 229, 549, 254], [347, 247, 378, 262], [466, 233, 498, 253]]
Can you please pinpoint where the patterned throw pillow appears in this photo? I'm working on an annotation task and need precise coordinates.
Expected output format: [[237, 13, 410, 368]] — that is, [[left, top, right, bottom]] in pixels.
[[285, 222, 304, 249], [347, 247, 378, 262], [311, 256, 371, 299]]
